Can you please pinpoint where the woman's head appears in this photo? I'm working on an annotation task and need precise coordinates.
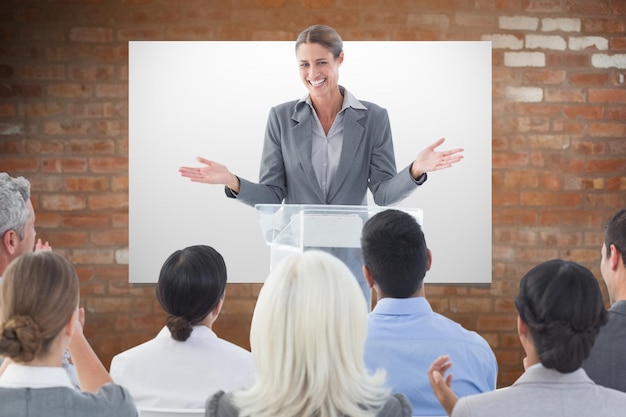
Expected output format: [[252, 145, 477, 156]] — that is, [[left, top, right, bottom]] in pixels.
[[0, 251, 79, 363], [241, 250, 387, 417], [295, 25, 344, 100], [156, 245, 227, 341], [515, 259, 608, 373]]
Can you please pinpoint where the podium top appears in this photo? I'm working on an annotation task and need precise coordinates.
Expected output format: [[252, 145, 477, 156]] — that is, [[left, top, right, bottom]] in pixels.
[[255, 204, 423, 249]]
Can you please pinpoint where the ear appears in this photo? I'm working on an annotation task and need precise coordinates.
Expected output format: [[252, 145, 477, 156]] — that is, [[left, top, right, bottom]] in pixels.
[[2, 230, 18, 256], [337, 51, 344, 66], [362, 265, 375, 289], [64, 309, 79, 339], [426, 248, 432, 272], [212, 297, 225, 317], [608, 244, 622, 271]]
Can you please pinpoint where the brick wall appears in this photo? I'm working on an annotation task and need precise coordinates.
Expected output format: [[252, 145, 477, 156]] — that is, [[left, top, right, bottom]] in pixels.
[[1, 0, 625, 388]]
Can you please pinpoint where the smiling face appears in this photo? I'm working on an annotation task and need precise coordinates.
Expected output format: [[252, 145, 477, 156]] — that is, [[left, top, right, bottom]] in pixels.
[[296, 42, 343, 101]]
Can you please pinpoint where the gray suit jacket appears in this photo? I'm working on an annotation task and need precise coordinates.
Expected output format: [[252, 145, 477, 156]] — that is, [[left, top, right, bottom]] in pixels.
[[583, 300, 626, 392], [228, 96, 421, 207], [0, 384, 137, 417], [452, 367, 626, 417], [206, 390, 412, 417]]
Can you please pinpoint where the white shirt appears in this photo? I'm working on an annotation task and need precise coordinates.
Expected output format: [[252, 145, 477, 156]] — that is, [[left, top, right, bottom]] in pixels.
[[0, 363, 74, 389], [110, 325, 256, 408]]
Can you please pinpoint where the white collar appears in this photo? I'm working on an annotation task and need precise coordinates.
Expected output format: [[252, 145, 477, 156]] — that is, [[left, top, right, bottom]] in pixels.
[[0, 363, 74, 389]]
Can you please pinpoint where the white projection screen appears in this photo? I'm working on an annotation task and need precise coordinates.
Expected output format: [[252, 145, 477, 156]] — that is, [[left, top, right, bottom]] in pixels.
[[129, 41, 491, 284]]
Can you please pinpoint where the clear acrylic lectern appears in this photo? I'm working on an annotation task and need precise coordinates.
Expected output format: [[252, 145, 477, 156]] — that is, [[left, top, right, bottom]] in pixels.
[[255, 204, 423, 273]]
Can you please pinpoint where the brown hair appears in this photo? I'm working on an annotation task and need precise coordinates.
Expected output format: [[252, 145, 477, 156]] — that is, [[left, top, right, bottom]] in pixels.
[[295, 25, 343, 58], [0, 251, 79, 362]]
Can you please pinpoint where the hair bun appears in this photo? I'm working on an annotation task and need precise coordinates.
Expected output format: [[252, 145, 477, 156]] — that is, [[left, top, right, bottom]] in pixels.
[[0, 315, 42, 362], [165, 315, 193, 342]]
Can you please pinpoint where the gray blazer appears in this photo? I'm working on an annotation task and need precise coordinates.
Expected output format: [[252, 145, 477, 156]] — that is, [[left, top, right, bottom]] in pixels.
[[452, 367, 626, 417], [0, 384, 137, 417], [228, 96, 421, 207], [583, 300, 626, 392], [206, 390, 412, 417]]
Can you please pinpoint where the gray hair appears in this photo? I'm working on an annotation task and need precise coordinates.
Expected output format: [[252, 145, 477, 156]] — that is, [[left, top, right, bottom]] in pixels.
[[0, 173, 31, 239]]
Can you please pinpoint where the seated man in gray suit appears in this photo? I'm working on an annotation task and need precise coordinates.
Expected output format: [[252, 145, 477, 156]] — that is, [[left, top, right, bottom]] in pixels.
[[583, 208, 626, 392], [361, 209, 497, 416]]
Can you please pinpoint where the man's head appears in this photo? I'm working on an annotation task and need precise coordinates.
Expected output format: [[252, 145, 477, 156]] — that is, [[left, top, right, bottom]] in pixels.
[[361, 209, 431, 298], [0, 173, 36, 274], [600, 208, 626, 304]]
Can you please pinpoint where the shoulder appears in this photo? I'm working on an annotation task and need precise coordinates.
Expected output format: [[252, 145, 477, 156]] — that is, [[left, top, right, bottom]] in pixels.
[[206, 390, 240, 417], [270, 99, 300, 115], [378, 393, 412, 417]]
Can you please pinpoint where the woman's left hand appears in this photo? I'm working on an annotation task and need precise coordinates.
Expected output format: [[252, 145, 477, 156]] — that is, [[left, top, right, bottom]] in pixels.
[[428, 355, 459, 416]]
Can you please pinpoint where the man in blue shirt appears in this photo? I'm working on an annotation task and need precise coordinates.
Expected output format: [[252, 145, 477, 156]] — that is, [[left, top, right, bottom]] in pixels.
[[361, 209, 497, 416]]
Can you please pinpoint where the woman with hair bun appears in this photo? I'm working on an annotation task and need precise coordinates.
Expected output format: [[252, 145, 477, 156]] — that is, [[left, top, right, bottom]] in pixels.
[[429, 259, 626, 417], [0, 251, 136, 416], [110, 245, 255, 408]]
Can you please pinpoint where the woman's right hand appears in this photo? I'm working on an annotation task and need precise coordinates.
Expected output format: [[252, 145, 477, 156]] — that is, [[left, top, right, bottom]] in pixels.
[[179, 157, 240, 193], [428, 355, 459, 416]]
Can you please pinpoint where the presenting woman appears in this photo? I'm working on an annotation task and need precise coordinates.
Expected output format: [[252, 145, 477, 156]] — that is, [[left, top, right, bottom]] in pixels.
[[180, 25, 463, 304]]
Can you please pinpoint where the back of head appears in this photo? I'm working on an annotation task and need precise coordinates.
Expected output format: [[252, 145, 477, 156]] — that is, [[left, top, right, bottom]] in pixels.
[[515, 259, 608, 373], [0, 251, 79, 362], [238, 250, 388, 417], [295, 24, 343, 58], [0, 173, 31, 240], [156, 245, 227, 341], [361, 209, 428, 297], [605, 208, 626, 266]]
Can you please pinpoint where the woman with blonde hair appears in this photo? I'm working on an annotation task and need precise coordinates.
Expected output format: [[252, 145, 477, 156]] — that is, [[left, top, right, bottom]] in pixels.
[[207, 250, 411, 417], [0, 251, 136, 416]]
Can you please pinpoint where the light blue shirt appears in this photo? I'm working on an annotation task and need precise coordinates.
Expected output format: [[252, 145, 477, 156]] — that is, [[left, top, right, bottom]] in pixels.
[[364, 297, 498, 416]]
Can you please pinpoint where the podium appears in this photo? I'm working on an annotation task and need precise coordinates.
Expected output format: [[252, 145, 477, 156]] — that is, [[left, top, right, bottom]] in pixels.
[[255, 204, 423, 305]]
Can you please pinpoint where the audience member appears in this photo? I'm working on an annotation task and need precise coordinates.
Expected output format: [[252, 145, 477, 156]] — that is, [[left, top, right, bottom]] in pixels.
[[0, 251, 136, 416], [429, 259, 626, 417], [361, 209, 497, 416], [207, 250, 412, 417], [110, 245, 255, 408], [583, 208, 626, 391], [0, 172, 49, 277], [0, 172, 78, 388]]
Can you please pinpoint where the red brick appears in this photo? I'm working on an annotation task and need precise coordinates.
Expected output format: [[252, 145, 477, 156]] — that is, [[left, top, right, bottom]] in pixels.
[[544, 88, 585, 103], [583, 18, 626, 33], [523, 69, 566, 84], [570, 72, 610, 86], [88, 193, 128, 210], [89, 157, 128, 173], [586, 158, 626, 173], [65, 176, 110, 192], [69, 27, 114, 43], [43, 231, 90, 247], [62, 214, 111, 229], [42, 158, 88, 173], [91, 229, 128, 246], [610, 36, 626, 50], [520, 191, 583, 206], [546, 53, 589, 68], [605, 108, 626, 120], [24, 140, 65, 154], [589, 122, 626, 137], [476, 314, 516, 331], [70, 139, 116, 154], [589, 89, 626, 103], [563, 105, 604, 120], [566, 0, 610, 14]]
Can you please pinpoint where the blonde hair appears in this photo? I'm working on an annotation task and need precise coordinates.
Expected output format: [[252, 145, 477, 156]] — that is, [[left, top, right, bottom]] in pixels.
[[0, 251, 79, 362], [234, 251, 390, 417]]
